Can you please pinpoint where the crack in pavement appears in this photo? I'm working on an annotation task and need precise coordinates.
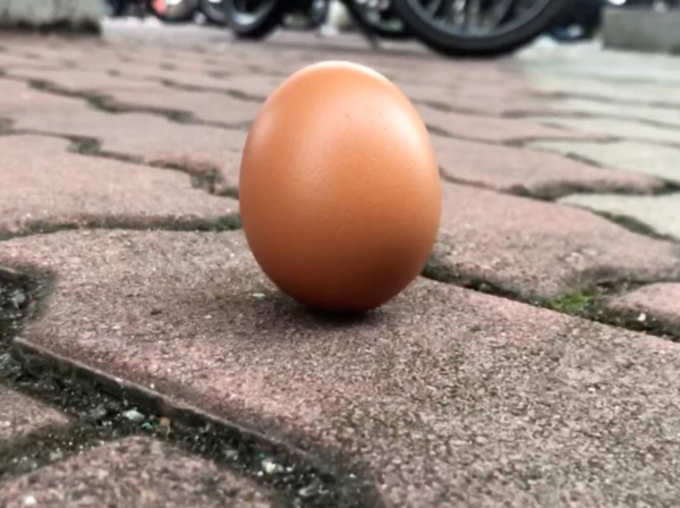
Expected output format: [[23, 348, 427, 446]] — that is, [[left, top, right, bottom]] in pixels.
[[0, 73, 252, 131], [422, 243, 680, 343], [503, 109, 680, 132], [0, 127, 239, 199], [532, 90, 680, 112], [0, 265, 382, 508]]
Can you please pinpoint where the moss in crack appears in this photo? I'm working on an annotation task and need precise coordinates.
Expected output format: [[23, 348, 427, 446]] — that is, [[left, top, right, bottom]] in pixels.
[[547, 290, 598, 316]]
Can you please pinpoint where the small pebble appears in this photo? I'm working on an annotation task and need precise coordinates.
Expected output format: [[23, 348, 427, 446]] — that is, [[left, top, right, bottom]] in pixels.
[[122, 409, 144, 422]]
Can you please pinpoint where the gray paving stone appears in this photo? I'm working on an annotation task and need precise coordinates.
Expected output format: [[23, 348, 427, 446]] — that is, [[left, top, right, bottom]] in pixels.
[[559, 192, 680, 241], [532, 98, 680, 128], [420, 106, 588, 142], [0, 135, 238, 236], [435, 183, 680, 300], [607, 283, 680, 334], [527, 140, 680, 185], [432, 136, 663, 198], [525, 74, 680, 106], [0, 385, 69, 443], [527, 116, 680, 145], [0, 436, 273, 507], [5, 229, 680, 506]]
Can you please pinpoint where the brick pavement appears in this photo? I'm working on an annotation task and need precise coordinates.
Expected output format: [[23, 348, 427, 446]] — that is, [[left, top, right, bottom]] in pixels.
[[1, 29, 679, 507]]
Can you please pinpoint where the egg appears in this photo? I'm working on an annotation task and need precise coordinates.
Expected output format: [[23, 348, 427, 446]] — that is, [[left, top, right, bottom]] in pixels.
[[239, 61, 441, 312]]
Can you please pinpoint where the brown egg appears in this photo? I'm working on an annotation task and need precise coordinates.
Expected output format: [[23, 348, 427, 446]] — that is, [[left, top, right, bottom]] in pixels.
[[239, 61, 441, 312]]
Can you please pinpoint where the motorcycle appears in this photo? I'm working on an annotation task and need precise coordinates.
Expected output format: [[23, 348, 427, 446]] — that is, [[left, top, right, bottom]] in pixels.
[[224, 0, 408, 39], [224, 0, 570, 56]]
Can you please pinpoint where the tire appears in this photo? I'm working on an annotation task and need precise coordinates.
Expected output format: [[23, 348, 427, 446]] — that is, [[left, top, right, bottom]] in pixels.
[[200, 0, 228, 24], [223, 0, 285, 38], [344, 0, 410, 39], [391, 0, 569, 56], [147, 0, 199, 22]]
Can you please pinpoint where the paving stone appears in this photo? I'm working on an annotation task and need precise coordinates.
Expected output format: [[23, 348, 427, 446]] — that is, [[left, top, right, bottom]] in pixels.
[[432, 136, 663, 198], [0, 135, 238, 236], [2, 81, 245, 185], [5, 229, 680, 506], [0, 385, 69, 443], [419, 106, 589, 142], [435, 183, 680, 300], [607, 283, 680, 334], [527, 140, 680, 184], [96, 82, 259, 126], [559, 192, 680, 241], [7, 67, 158, 93], [524, 98, 680, 129], [0, 436, 273, 507], [527, 116, 680, 145], [526, 74, 680, 106]]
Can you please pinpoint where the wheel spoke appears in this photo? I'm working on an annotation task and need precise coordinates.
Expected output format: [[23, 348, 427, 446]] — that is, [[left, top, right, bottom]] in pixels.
[[425, 0, 444, 15], [485, 0, 515, 28], [464, 0, 481, 29], [414, 0, 553, 37]]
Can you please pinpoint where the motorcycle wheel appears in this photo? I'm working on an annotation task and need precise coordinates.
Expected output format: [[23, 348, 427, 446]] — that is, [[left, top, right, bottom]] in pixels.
[[390, 0, 569, 56], [223, 0, 285, 38], [147, 0, 200, 22], [200, 0, 228, 24], [345, 0, 410, 39]]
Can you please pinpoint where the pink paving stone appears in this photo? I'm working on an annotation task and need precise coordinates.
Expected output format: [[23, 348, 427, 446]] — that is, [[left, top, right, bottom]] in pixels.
[[0, 436, 273, 508], [6, 67, 158, 93], [6, 67, 267, 125], [0, 385, 69, 443], [0, 135, 238, 236], [96, 82, 259, 126], [607, 283, 680, 333], [435, 182, 680, 300], [5, 230, 680, 506], [432, 136, 663, 198], [1, 80, 245, 187]]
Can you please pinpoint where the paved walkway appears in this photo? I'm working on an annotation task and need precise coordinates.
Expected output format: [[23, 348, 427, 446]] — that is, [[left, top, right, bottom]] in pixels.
[[1, 25, 679, 507]]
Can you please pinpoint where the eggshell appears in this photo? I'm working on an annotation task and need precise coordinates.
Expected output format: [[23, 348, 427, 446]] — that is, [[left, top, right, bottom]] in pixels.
[[239, 61, 441, 312]]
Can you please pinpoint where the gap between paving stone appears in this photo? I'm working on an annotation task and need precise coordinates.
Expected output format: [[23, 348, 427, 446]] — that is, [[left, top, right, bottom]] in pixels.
[[0, 134, 242, 240], [0, 128, 238, 199], [0, 267, 381, 508], [3, 74, 252, 131], [532, 90, 680, 112], [503, 109, 680, 132], [6, 230, 680, 505]]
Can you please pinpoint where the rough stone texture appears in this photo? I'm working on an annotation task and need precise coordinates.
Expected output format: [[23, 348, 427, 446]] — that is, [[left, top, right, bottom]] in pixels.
[[525, 98, 680, 129], [6, 67, 157, 94], [603, 8, 680, 54], [5, 230, 680, 506], [0, 135, 238, 236], [527, 116, 680, 145], [99, 84, 259, 126], [0, 0, 103, 30], [0, 385, 69, 443], [528, 140, 680, 184], [559, 192, 680, 241], [607, 283, 680, 334], [524, 73, 680, 106], [1, 80, 245, 187], [432, 136, 663, 198], [0, 436, 273, 507], [435, 183, 680, 300], [419, 106, 588, 142]]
